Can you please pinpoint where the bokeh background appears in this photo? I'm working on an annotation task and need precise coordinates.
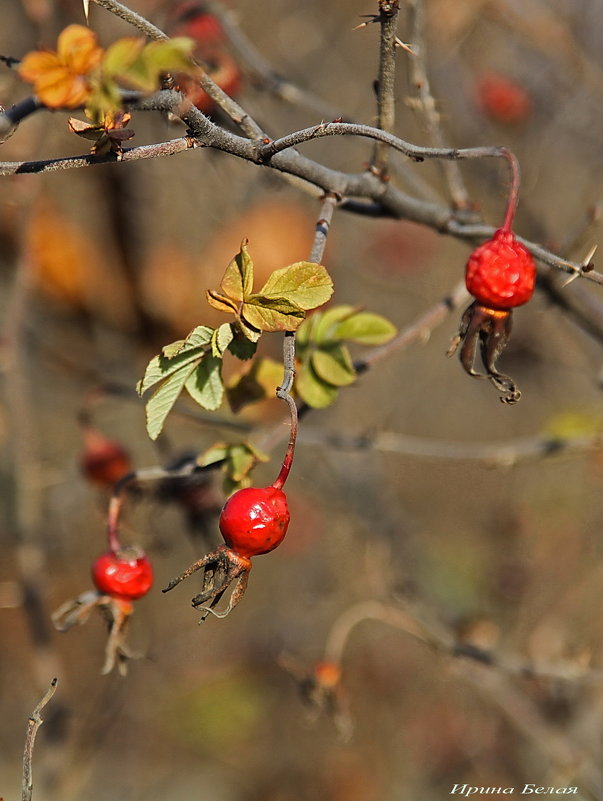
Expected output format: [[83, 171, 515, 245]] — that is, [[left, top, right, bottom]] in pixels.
[[1, 0, 603, 799]]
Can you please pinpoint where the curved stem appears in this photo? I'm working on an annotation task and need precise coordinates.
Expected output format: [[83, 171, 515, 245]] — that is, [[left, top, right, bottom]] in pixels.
[[500, 147, 520, 231]]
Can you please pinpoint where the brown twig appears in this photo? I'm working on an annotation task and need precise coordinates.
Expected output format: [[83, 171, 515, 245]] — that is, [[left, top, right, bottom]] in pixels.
[[370, 1, 401, 177], [88, 0, 266, 140], [272, 192, 339, 488], [22, 678, 58, 801]]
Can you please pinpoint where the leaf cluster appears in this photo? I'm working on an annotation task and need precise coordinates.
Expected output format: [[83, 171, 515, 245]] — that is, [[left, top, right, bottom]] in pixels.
[[137, 242, 333, 440], [228, 305, 397, 410]]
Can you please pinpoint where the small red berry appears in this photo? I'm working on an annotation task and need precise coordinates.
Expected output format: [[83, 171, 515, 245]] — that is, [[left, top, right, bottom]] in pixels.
[[92, 549, 153, 601], [80, 428, 131, 488], [476, 74, 532, 125], [219, 486, 290, 558], [465, 228, 536, 311], [170, 3, 226, 47]]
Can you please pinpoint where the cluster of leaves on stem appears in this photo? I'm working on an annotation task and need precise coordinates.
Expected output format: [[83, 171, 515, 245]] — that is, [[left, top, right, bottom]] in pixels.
[[228, 305, 397, 411], [17, 24, 197, 152], [137, 241, 333, 442]]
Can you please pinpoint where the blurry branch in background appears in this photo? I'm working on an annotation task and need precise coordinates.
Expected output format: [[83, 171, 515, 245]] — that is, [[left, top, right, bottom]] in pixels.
[[298, 426, 603, 467], [404, 0, 470, 211], [322, 600, 603, 684], [22, 678, 58, 801], [307, 600, 603, 796]]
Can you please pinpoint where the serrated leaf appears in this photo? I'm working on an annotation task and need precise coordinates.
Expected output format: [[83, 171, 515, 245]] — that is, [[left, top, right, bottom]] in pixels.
[[211, 323, 234, 358], [220, 241, 254, 303], [334, 312, 397, 345], [145, 362, 197, 440], [311, 343, 356, 387], [227, 357, 284, 413], [228, 336, 257, 360], [259, 262, 333, 310], [295, 362, 339, 408], [242, 295, 305, 332], [137, 346, 206, 395], [161, 340, 186, 358], [196, 443, 229, 468], [313, 305, 358, 343], [207, 289, 239, 315], [185, 355, 224, 411], [102, 37, 145, 77]]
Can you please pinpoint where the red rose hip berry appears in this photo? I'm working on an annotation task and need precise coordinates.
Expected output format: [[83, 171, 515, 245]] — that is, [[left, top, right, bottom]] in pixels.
[[219, 486, 290, 558], [465, 228, 536, 310], [92, 549, 153, 601]]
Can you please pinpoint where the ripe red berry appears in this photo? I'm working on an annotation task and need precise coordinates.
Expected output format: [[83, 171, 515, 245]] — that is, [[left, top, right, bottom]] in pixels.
[[476, 74, 532, 125], [219, 486, 290, 558], [170, 3, 226, 47], [465, 228, 536, 310], [80, 428, 131, 488], [92, 550, 153, 601]]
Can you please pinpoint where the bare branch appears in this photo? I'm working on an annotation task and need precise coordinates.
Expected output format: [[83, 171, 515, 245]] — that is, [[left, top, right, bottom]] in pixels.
[[405, 0, 470, 209], [370, 0, 401, 177], [22, 678, 58, 801]]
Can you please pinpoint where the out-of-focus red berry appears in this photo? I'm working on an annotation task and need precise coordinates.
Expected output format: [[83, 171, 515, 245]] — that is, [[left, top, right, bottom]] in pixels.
[[476, 73, 532, 125], [169, 2, 226, 47], [179, 50, 242, 114], [92, 550, 153, 601], [80, 427, 131, 488]]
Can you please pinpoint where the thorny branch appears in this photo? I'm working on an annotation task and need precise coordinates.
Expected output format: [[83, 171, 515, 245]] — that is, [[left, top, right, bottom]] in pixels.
[[22, 678, 58, 801], [370, 0, 401, 177]]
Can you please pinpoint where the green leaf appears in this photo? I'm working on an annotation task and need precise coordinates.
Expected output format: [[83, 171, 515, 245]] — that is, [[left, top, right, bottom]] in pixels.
[[220, 241, 254, 303], [236, 316, 262, 343], [334, 312, 397, 345], [313, 305, 358, 343], [227, 444, 256, 483], [228, 335, 257, 360], [242, 295, 305, 332], [295, 311, 318, 350], [145, 362, 196, 440], [226, 357, 284, 413], [196, 443, 229, 468], [295, 362, 339, 408], [138, 345, 207, 395], [206, 289, 239, 315], [142, 37, 195, 73], [258, 262, 333, 310], [185, 355, 224, 411], [311, 343, 356, 387], [137, 326, 213, 396], [102, 37, 145, 78], [211, 323, 234, 358]]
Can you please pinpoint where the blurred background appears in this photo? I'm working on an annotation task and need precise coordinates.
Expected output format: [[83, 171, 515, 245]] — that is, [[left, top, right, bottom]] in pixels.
[[1, 0, 603, 799]]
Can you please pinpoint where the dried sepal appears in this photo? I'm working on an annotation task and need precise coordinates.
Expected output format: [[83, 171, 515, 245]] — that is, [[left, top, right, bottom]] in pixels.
[[448, 301, 520, 404], [162, 544, 252, 621], [52, 590, 140, 675]]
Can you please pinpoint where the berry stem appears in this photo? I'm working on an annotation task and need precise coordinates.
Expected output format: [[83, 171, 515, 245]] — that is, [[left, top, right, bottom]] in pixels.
[[500, 147, 520, 232], [273, 334, 298, 491]]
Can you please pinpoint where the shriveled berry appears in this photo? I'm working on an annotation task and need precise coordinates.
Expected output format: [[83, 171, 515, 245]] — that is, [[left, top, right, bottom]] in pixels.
[[80, 428, 131, 488], [219, 486, 290, 558], [92, 549, 153, 601], [465, 228, 536, 310]]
